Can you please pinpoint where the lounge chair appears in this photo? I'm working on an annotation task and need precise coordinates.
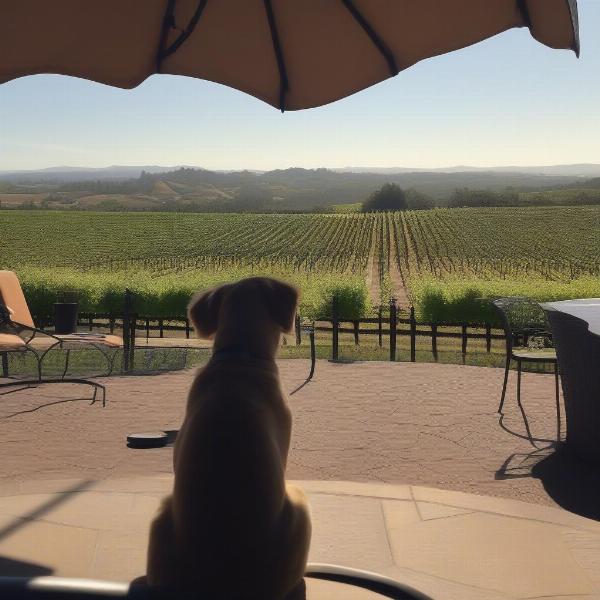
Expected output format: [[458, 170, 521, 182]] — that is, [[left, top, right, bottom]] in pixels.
[[0, 270, 123, 405]]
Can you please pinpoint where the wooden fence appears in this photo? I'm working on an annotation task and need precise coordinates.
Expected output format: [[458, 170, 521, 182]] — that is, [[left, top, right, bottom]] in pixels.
[[316, 307, 505, 362], [42, 300, 505, 365]]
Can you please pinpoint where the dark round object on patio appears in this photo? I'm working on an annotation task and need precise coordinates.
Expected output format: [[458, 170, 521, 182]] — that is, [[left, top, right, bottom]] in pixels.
[[127, 432, 168, 449]]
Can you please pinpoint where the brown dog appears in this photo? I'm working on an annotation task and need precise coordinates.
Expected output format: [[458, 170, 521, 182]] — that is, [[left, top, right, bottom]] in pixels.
[[146, 277, 311, 599]]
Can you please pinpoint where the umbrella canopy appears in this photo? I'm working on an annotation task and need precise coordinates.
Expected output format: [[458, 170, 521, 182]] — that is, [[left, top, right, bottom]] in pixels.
[[0, 1, 579, 111]]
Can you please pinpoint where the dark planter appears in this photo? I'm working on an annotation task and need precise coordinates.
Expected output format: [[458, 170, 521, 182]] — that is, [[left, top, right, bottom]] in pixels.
[[54, 302, 79, 334]]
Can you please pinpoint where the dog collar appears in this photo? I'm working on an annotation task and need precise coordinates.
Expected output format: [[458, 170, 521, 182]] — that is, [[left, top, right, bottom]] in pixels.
[[212, 344, 253, 361], [210, 344, 274, 368]]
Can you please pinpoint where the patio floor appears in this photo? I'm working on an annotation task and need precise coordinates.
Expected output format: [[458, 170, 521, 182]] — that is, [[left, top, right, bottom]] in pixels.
[[1, 477, 600, 599], [0, 359, 592, 507], [2, 360, 600, 598]]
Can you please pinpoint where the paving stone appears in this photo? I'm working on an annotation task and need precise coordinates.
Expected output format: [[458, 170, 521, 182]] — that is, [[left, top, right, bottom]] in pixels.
[[385, 511, 595, 598], [297, 480, 411, 500], [411, 486, 600, 534], [0, 514, 97, 578], [92, 530, 148, 582], [381, 500, 421, 529], [307, 494, 393, 572], [561, 530, 600, 592], [416, 502, 474, 521]]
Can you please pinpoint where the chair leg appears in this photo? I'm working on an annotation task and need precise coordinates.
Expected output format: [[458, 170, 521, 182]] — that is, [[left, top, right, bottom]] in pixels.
[[35, 354, 43, 383], [516, 360, 535, 445], [90, 382, 106, 408], [61, 349, 71, 380], [498, 354, 511, 414], [554, 362, 561, 443]]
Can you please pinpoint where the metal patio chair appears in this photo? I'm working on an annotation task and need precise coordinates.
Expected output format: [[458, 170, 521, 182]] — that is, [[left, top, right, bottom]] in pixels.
[[0, 270, 123, 405], [492, 297, 560, 443]]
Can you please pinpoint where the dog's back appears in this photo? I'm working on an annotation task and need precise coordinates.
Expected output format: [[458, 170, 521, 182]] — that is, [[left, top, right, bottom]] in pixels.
[[146, 278, 311, 599]]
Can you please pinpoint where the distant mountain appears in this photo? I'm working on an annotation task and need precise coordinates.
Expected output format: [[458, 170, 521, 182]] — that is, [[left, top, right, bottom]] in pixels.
[[0, 165, 194, 182], [334, 164, 600, 177], [3, 165, 600, 212], [3, 163, 600, 182]]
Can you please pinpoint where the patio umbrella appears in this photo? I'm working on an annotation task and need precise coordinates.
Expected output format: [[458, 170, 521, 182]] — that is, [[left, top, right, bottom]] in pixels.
[[0, 1, 579, 111]]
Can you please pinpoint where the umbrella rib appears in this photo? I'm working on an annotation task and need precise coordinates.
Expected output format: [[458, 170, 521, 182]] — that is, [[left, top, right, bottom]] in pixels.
[[156, 0, 177, 72], [263, 0, 289, 113], [340, 0, 398, 77], [516, 0, 532, 29], [517, 0, 580, 58], [566, 0, 581, 57], [158, 0, 210, 65]]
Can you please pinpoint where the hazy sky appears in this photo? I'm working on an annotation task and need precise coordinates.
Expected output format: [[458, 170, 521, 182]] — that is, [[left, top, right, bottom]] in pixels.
[[1, 1, 598, 171]]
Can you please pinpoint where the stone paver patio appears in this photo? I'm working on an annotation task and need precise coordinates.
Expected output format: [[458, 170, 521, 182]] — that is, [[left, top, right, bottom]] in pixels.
[[2, 360, 600, 598], [1, 477, 600, 599]]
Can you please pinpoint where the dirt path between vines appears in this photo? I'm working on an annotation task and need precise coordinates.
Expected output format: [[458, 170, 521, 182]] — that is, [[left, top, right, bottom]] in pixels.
[[388, 219, 410, 309]]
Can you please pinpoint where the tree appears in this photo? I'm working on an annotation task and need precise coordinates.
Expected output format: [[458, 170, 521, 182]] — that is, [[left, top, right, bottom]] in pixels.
[[405, 189, 435, 210], [447, 188, 520, 208], [362, 183, 407, 212]]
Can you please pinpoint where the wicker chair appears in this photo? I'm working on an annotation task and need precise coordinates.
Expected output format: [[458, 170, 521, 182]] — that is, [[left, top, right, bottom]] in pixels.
[[492, 297, 560, 442]]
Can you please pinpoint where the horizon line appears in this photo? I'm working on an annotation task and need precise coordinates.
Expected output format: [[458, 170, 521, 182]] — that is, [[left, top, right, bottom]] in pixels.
[[2, 162, 600, 174]]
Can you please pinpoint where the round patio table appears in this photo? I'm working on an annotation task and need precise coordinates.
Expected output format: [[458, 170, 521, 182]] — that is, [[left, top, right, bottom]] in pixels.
[[542, 299, 600, 462]]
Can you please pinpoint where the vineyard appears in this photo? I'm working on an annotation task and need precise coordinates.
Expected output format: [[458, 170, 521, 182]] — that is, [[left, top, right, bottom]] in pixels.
[[2, 207, 600, 321]]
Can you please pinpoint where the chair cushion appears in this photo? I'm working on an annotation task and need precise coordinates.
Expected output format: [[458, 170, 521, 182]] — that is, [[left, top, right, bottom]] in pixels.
[[0, 333, 27, 350], [512, 348, 557, 361], [0, 271, 35, 328]]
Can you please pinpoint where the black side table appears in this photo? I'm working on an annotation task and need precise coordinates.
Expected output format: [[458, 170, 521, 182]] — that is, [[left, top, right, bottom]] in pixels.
[[54, 302, 79, 334]]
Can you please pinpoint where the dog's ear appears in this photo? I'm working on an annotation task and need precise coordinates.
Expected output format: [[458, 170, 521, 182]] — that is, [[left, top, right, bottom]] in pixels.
[[263, 279, 299, 333], [188, 285, 229, 339]]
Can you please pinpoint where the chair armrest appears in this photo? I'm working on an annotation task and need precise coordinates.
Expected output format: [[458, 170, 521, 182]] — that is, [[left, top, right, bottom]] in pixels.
[[5, 319, 62, 345]]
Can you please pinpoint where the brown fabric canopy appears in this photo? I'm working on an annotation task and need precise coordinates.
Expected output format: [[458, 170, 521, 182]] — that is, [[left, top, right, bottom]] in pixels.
[[0, 0, 579, 111]]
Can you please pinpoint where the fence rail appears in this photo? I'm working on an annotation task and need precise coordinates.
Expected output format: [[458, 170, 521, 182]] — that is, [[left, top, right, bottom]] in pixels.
[[31, 301, 507, 365]]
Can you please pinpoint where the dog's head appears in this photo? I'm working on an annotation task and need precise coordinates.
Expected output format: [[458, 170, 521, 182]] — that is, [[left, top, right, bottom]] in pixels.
[[188, 277, 298, 339]]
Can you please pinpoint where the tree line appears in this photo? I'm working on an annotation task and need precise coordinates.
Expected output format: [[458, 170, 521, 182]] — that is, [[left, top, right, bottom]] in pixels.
[[361, 184, 600, 212]]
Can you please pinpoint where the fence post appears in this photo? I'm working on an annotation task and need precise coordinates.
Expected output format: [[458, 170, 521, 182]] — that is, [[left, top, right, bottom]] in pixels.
[[332, 295, 339, 362], [185, 318, 191, 339], [88, 315, 93, 331], [485, 323, 492, 353], [159, 319, 164, 338], [389, 298, 397, 362], [122, 289, 131, 373], [410, 306, 416, 362], [109, 315, 115, 334], [378, 306, 383, 348], [461, 323, 468, 363], [129, 313, 136, 371], [295, 314, 301, 346], [353, 320, 360, 346], [431, 323, 438, 361], [1, 352, 8, 378]]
